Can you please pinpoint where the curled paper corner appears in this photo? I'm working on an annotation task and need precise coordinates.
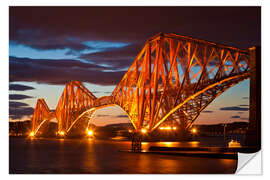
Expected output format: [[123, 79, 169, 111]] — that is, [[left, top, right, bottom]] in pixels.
[[236, 151, 262, 174]]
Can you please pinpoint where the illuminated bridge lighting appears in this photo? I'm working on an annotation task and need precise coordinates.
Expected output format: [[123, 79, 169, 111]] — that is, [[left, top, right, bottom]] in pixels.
[[159, 126, 177, 131], [29, 131, 35, 137], [191, 128, 197, 134], [141, 128, 147, 134], [86, 129, 94, 137], [58, 131, 65, 136]]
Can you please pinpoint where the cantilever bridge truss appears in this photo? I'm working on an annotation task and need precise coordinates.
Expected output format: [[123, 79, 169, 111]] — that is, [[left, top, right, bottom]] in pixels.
[[31, 33, 252, 136]]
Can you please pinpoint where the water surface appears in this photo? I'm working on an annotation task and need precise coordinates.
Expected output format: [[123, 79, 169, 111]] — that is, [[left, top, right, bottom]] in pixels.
[[9, 138, 237, 174]]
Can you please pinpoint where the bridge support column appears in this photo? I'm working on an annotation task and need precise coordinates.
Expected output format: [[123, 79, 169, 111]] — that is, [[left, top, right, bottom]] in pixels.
[[244, 46, 261, 151], [179, 125, 188, 140], [179, 113, 188, 140], [131, 132, 142, 152]]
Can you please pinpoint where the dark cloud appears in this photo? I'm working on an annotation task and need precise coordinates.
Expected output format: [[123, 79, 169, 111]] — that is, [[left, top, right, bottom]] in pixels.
[[9, 94, 33, 100], [238, 104, 249, 107], [202, 110, 214, 113], [79, 43, 141, 70], [92, 91, 112, 94], [9, 101, 34, 119], [116, 115, 128, 118], [9, 107, 34, 119], [220, 106, 249, 111], [97, 114, 110, 117], [10, 38, 90, 52], [9, 84, 35, 91], [10, 7, 260, 51], [9, 7, 260, 86], [91, 91, 101, 94], [9, 56, 125, 85], [242, 97, 249, 99], [9, 101, 29, 108], [10, 56, 107, 70], [231, 115, 241, 119]]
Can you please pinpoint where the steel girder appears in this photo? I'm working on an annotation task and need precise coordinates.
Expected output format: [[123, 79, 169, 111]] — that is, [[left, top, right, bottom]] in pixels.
[[55, 81, 97, 134], [111, 33, 250, 131], [31, 98, 54, 135], [30, 32, 251, 135]]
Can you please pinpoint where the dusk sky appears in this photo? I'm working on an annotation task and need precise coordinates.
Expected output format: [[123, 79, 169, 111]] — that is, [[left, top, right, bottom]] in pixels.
[[9, 7, 260, 126]]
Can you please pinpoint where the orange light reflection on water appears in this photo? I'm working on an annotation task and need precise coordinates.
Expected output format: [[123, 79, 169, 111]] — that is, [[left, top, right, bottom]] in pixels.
[[156, 142, 179, 147], [88, 138, 94, 142], [219, 158, 236, 169], [188, 141, 200, 147], [141, 142, 149, 145]]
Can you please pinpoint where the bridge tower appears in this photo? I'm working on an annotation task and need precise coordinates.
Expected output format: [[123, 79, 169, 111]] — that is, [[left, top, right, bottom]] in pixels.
[[55, 81, 97, 136], [112, 32, 250, 137]]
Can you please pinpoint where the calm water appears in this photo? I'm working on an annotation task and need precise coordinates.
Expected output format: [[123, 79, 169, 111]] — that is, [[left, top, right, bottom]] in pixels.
[[9, 137, 237, 174]]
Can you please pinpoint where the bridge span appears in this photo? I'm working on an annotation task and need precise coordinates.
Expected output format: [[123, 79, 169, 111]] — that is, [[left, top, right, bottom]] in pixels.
[[30, 32, 254, 140]]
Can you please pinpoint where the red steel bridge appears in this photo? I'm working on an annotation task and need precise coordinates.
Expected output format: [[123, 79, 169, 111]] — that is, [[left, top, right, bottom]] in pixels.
[[30, 33, 254, 138]]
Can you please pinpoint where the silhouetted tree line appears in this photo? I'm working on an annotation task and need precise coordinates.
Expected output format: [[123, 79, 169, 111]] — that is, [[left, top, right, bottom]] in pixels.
[[194, 122, 248, 135], [9, 121, 31, 136], [9, 121, 248, 138]]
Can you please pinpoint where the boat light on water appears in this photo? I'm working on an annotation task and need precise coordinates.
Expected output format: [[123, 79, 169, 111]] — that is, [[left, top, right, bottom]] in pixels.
[[228, 140, 241, 148]]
